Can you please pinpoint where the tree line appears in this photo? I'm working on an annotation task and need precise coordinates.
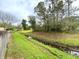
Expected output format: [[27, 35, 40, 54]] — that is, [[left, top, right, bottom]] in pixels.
[[22, 0, 79, 32]]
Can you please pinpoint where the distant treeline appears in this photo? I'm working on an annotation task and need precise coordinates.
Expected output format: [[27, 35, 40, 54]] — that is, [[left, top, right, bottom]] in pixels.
[[22, 0, 79, 32]]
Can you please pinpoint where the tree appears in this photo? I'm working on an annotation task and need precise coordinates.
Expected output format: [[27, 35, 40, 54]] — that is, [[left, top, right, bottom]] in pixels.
[[21, 19, 27, 30], [35, 2, 51, 32], [35, 1, 64, 32], [29, 16, 36, 31], [0, 11, 18, 29], [34, 0, 79, 32]]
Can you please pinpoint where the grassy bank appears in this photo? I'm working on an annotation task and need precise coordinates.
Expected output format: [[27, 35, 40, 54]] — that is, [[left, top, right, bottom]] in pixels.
[[5, 32, 79, 59], [29, 32, 79, 46]]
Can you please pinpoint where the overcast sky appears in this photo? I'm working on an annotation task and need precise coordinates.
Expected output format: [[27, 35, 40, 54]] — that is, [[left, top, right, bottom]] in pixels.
[[0, 0, 44, 19], [0, 0, 79, 21]]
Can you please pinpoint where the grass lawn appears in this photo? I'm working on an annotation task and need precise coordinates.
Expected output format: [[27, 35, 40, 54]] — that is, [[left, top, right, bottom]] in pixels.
[[19, 29, 33, 34], [29, 32, 79, 46], [5, 32, 79, 59]]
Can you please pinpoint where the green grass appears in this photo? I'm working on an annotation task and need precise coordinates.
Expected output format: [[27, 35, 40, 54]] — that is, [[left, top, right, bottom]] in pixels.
[[30, 39, 79, 59], [56, 38, 79, 46], [6, 32, 57, 59], [5, 32, 79, 59], [19, 29, 33, 34], [30, 32, 79, 46]]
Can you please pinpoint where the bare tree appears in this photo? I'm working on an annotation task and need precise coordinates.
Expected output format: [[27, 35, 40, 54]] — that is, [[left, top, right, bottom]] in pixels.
[[0, 11, 18, 29]]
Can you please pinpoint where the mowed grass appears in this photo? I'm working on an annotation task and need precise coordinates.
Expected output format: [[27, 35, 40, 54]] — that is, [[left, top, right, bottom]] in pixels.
[[5, 32, 79, 59], [5, 32, 57, 59], [19, 29, 33, 34], [30, 32, 79, 46]]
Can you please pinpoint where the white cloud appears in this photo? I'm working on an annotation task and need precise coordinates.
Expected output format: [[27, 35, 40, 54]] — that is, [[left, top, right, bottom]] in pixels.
[[0, 0, 78, 22], [72, 0, 79, 7], [0, 0, 44, 19]]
